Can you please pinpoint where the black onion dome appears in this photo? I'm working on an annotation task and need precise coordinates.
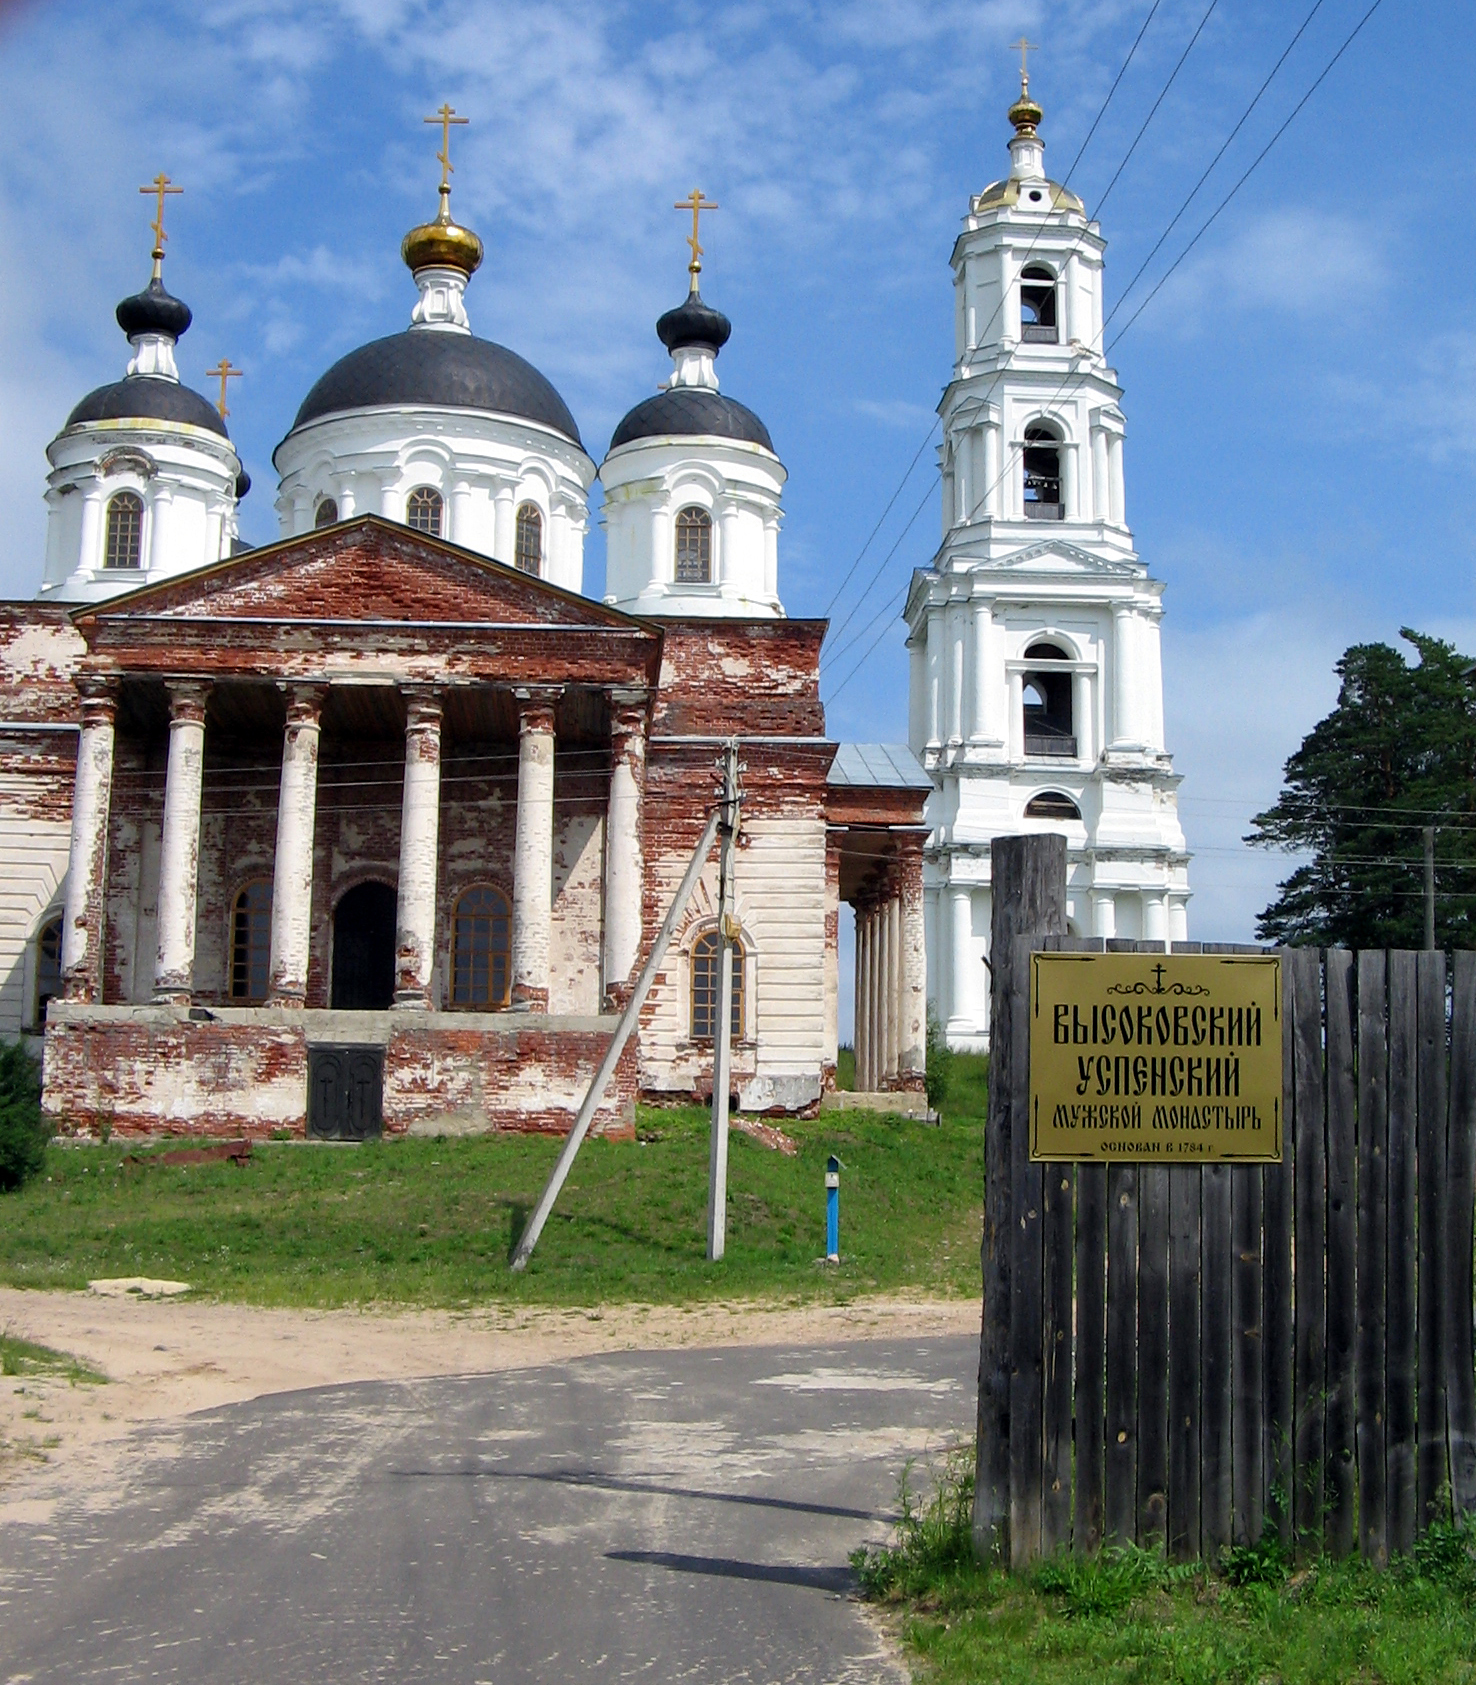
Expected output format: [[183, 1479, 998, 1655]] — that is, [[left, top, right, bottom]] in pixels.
[[288, 331, 583, 448], [115, 276, 192, 342], [235, 469, 251, 498], [66, 375, 228, 438], [656, 289, 731, 354], [608, 386, 773, 453]]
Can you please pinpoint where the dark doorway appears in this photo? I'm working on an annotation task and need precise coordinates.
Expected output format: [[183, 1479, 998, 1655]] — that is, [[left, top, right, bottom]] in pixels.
[[331, 880, 397, 1010], [307, 1046, 384, 1140]]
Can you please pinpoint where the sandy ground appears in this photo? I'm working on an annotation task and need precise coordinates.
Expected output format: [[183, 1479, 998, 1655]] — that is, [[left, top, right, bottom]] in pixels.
[[0, 1287, 979, 1522]]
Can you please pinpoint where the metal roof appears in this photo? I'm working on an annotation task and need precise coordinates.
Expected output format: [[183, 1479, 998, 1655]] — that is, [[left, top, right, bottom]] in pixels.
[[827, 742, 932, 790]]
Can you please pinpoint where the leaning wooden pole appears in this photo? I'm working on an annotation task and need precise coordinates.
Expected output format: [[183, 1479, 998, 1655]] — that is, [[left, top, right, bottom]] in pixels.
[[973, 833, 1067, 1561], [510, 806, 723, 1272]]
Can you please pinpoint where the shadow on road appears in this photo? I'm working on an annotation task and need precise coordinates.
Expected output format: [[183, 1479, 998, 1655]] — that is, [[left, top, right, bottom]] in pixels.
[[606, 1549, 854, 1593]]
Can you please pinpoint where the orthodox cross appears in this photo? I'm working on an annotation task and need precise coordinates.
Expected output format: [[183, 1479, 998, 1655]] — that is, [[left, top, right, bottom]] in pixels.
[[424, 103, 469, 191], [674, 188, 718, 290], [1011, 36, 1037, 92], [1151, 962, 1166, 994], [139, 172, 183, 275], [206, 358, 242, 420]]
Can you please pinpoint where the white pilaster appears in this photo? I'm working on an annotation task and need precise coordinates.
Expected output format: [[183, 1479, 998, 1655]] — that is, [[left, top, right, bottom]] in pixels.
[[394, 689, 443, 1008], [267, 684, 326, 1004], [947, 883, 973, 1034]]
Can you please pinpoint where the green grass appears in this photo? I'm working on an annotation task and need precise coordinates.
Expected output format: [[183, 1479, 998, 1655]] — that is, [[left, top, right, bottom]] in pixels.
[[0, 1087, 985, 1309], [855, 1450, 1476, 1685], [0, 1331, 105, 1385]]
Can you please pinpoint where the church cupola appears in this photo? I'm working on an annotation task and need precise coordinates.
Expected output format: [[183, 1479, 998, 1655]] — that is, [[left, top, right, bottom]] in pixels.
[[37, 175, 245, 603], [273, 106, 594, 588], [600, 192, 785, 619]]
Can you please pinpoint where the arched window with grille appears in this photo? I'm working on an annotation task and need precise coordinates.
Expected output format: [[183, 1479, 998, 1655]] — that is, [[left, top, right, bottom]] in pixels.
[[1020, 265, 1058, 342], [34, 913, 62, 1026], [451, 886, 512, 1008], [104, 492, 143, 569], [515, 503, 543, 575], [406, 486, 443, 537], [691, 928, 743, 1042], [230, 881, 273, 1001], [1022, 424, 1063, 520], [314, 497, 338, 528], [675, 506, 712, 584]]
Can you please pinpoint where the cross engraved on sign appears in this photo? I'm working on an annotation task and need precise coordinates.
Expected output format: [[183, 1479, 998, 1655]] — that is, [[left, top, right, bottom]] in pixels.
[[674, 188, 718, 287], [424, 102, 469, 189]]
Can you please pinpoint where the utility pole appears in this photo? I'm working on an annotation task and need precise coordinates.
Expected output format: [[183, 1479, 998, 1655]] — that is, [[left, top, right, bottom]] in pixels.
[[707, 738, 742, 1262], [1423, 825, 1436, 952]]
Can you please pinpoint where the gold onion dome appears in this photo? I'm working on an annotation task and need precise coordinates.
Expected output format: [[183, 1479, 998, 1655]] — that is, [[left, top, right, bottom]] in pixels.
[[1009, 88, 1043, 136], [401, 184, 484, 277]]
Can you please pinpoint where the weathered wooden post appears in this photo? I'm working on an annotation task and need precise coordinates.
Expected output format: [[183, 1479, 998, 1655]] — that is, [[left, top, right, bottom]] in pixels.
[[973, 833, 1067, 1561]]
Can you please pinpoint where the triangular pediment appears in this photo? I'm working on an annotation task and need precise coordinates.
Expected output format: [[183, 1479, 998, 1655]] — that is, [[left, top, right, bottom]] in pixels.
[[987, 539, 1142, 578], [74, 516, 644, 633]]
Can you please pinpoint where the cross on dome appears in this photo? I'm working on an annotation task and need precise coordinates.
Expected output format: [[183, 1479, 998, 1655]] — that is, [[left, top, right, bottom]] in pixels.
[[206, 358, 242, 419], [674, 188, 718, 293], [139, 172, 182, 279], [424, 102, 468, 193]]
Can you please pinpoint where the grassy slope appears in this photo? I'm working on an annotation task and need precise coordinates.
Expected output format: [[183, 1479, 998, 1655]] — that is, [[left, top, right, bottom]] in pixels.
[[0, 1068, 987, 1308]]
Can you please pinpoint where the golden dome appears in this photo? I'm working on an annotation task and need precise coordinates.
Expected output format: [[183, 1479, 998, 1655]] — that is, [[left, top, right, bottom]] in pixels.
[[1009, 90, 1043, 136], [401, 186, 484, 277]]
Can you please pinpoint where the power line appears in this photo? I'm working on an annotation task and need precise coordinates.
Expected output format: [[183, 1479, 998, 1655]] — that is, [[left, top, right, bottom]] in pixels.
[[821, 423, 938, 618]]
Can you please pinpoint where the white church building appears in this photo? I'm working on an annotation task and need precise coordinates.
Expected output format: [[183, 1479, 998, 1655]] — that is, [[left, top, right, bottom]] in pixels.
[[909, 75, 1191, 1052]]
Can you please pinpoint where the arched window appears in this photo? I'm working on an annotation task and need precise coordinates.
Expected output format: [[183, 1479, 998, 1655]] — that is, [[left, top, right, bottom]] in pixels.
[[1020, 265, 1058, 342], [691, 928, 743, 1042], [314, 497, 338, 528], [451, 886, 512, 1008], [515, 503, 543, 575], [1022, 424, 1062, 520], [104, 492, 143, 569], [675, 506, 713, 584], [230, 881, 273, 1001], [1021, 641, 1075, 757], [1025, 791, 1082, 821], [35, 913, 62, 1025], [406, 486, 443, 537]]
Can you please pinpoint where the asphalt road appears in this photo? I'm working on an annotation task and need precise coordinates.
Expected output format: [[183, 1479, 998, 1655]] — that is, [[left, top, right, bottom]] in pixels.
[[0, 1335, 977, 1684]]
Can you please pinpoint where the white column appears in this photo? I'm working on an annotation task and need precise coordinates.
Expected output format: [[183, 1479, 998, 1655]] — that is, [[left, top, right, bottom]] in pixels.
[[603, 696, 647, 999], [493, 485, 516, 564], [925, 605, 943, 747], [947, 883, 973, 1035], [147, 487, 172, 572], [1008, 668, 1024, 761], [982, 422, 1001, 518], [1073, 669, 1093, 763], [947, 605, 965, 743], [449, 480, 473, 548], [972, 602, 997, 742], [78, 486, 105, 573], [899, 848, 927, 1082], [338, 479, 358, 519], [875, 902, 891, 1084], [1091, 428, 1109, 521], [153, 681, 210, 1003], [1112, 606, 1137, 747], [60, 679, 117, 1002], [1108, 434, 1126, 526], [763, 518, 779, 601], [870, 907, 884, 1087], [855, 910, 871, 1090], [267, 684, 326, 1004], [1144, 891, 1169, 948], [719, 505, 741, 589], [908, 636, 927, 755], [1061, 444, 1078, 521], [886, 893, 902, 1083], [512, 691, 557, 1010], [379, 479, 401, 519], [1091, 889, 1116, 939], [394, 689, 443, 1008]]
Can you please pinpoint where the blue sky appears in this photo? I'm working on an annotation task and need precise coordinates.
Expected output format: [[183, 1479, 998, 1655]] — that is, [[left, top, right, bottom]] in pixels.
[[0, 0, 1467, 977]]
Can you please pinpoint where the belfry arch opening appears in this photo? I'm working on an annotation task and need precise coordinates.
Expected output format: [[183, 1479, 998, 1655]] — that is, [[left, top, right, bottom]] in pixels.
[[1020, 266, 1058, 342], [1022, 423, 1062, 520], [331, 880, 397, 1010], [1022, 640, 1075, 758]]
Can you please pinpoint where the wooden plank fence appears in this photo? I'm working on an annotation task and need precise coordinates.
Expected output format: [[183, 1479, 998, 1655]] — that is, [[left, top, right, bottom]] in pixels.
[[984, 933, 1476, 1567]]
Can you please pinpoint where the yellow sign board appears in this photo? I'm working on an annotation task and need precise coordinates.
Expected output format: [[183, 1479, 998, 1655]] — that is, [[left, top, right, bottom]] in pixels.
[[1028, 952, 1283, 1163]]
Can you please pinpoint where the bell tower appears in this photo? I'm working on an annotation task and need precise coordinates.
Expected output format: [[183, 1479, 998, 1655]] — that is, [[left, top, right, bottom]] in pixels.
[[905, 67, 1191, 1050]]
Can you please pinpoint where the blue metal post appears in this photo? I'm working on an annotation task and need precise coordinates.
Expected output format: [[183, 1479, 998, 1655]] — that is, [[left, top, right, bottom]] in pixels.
[[825, 1154, 840, 1261]]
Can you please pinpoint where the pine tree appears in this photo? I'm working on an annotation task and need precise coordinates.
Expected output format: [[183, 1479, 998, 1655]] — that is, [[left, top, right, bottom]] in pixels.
[[1246, 630, 1476, 948]]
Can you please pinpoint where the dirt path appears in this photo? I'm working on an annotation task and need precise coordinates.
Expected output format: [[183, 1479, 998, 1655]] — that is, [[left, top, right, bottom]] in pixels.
[[0, 1288, 978, 1521]]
